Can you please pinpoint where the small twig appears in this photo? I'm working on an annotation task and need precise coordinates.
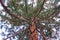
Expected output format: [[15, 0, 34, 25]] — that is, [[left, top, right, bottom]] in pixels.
[[19, 29, 27, 40], [25, 0, 28, 14], [37, 30, 48, 40], [43, 10, 60, 21], [4, 27, 28, 40], [35, 18, 48, 40]]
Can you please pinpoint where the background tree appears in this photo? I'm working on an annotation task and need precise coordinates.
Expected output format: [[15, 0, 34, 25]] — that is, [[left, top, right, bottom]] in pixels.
[[0, 0, 60, 40]]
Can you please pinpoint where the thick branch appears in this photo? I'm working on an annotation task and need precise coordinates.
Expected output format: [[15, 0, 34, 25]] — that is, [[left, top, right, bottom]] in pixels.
[[0, 0, 28, 22]]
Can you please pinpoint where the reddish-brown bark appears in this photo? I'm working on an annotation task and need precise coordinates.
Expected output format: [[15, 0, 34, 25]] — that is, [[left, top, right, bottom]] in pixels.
[[28, 17, 38, 40]]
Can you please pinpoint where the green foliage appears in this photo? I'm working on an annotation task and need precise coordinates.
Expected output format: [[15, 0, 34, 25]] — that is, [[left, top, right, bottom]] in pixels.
[[7, 0, 43, 18]]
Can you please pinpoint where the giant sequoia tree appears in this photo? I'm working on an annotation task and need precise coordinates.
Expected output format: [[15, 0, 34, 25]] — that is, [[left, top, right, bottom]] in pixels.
[[0, 0, 60, 40]]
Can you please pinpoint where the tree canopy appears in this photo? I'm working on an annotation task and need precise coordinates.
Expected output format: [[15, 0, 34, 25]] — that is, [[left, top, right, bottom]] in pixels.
[[0, 0, 60, 40]]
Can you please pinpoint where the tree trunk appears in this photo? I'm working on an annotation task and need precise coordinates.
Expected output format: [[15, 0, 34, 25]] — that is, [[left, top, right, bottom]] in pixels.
[[28, 18, 38, 40]]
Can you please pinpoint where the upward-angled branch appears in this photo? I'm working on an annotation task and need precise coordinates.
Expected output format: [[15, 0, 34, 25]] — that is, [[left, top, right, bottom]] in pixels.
[[0, 0, 28, 22], [25, 0, 28, 14], [32, 0, 46, 18]]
